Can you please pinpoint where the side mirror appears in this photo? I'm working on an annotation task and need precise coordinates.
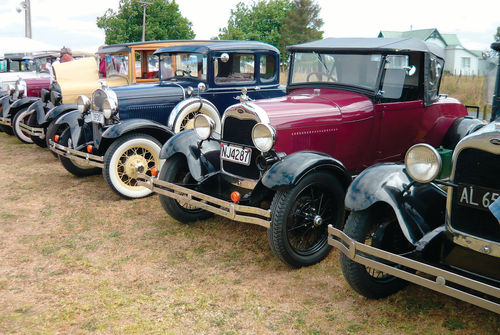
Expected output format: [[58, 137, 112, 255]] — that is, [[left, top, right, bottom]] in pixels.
[[220, 53, 229, 63], [404, 65, 417, 76], [197, 82, 206, 96]]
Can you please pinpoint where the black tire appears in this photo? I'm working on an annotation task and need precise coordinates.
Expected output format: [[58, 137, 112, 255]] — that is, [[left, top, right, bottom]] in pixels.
[[0, 124, 13, 135], [267, 171, 345, 268], [12, 107, 34, 144], [58, 127, 101, 177], [339, 209, 413, 299], [27, 113, 47, 148], [158, 154, 212, 223], [103, 133, 163, 199]]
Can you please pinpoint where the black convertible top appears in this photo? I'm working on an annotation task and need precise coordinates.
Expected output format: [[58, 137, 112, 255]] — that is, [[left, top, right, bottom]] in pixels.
[[154, 41, 279, 55], [288, 37, 444, 59]]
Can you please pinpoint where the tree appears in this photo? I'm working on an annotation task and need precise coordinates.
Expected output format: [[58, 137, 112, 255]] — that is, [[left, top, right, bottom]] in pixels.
[[496, 26, 500, 42], [280, 0, 323, 49], [97, 0, 194, 45], [217, 0, 293, 57]]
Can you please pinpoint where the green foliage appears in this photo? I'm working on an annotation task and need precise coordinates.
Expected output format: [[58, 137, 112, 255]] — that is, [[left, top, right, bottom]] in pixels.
[[217, 0, 323, 63], [496, 26, 500, 42], [96, 0, 194, 45]]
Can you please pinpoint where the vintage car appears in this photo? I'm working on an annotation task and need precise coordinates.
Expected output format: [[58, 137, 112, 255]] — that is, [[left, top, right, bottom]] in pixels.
[[328, 42, 500, 314], [136, 37, 486, 268], [49, 41, 285, 199], [7, 41, 186, 145]]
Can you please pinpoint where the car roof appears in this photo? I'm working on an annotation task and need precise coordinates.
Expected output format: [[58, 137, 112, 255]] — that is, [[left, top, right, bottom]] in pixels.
[[98, 40, 214, 54], [287, 37, 444, 59], [153, 40, 279, 55]]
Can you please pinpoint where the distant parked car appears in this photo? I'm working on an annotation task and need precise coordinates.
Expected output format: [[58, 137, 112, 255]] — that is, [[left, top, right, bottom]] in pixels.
[[6, 41, 187, 146], [137, 37, 484, 268], [49, 40, 285, 199], [328, 41, 500, 314]]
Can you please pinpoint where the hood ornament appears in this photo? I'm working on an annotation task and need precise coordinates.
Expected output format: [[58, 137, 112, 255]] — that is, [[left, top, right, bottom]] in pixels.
[[237, 87, 252, 103]]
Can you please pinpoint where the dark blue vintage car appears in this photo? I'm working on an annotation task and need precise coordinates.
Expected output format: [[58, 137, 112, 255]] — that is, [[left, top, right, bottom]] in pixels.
[[49, 41, 285, 199]]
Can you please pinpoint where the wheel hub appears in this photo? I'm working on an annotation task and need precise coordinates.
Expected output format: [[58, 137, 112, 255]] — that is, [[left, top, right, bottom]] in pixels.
[[313, 215, 323, 227], [124, 155, 148, 178]]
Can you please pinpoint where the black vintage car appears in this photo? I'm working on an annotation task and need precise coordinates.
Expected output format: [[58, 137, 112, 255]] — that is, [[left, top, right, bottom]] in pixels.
[[49, 41, 285, 199], [328, 42, 500, 314]]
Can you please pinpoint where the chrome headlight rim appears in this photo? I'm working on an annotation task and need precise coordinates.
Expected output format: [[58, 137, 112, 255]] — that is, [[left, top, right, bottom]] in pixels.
[[102, 98, 117, 119], [193, 114, 215, 140], [77, 95, 91, 114], [251, 123, 276, 153], [404, 143, 442, 184]]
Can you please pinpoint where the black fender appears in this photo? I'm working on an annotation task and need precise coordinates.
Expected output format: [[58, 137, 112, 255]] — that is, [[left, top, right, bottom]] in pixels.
[[55, 109, 82, 148], [27, 99, 46, 125], [441, 117, 485, 149], [261, 151, 351, 191], [43, 104, 78, 126], [9, 97, 40, 117], [160, 129, 221, 181], [345, 164, 447, 245], [1, 95, 10, 118]]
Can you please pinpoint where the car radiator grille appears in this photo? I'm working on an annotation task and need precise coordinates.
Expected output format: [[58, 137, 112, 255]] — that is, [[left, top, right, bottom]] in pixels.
[[221, 116, 260, 180], [450, 148, 500, 243]]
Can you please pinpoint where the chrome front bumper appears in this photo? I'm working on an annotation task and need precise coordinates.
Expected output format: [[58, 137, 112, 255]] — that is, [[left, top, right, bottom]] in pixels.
[[328, 225, 500, 314], [19, 123, 44, 138], [48, 139, 104, 168], [137, 173, 271, 228], [0, 116, 11, 127]]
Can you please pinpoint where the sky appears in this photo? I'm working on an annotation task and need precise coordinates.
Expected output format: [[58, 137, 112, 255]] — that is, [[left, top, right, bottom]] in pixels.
[[0, 0, 498, 53]]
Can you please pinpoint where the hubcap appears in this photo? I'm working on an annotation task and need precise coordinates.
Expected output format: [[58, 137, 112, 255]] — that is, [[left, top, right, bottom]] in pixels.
[[313, 215, 323, 226], [124, 155, 148, 179]]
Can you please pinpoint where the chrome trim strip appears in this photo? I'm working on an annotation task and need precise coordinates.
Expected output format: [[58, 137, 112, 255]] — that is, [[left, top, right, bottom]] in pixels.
[[208, 84, 279, 92], [136, 173, 270, 228], [328, 225, 500, 314], [48, 140, 104, 168], [19, 123, 44, 137]]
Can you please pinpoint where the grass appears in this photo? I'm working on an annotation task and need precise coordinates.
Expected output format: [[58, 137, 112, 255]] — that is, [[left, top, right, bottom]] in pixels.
[[0, 77, 499, 333]]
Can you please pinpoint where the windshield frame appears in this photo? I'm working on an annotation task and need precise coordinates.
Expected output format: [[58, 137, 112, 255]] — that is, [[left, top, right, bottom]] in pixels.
[[288, 51, 387, 94]]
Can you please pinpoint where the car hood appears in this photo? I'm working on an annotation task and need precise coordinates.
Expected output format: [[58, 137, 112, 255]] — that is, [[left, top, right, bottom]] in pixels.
[[112, 80, 201, 102], [253, 87, 374, 130]]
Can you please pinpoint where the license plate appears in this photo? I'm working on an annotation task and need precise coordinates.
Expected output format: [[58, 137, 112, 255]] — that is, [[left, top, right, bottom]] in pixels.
[[220, 143, 252, 166], [456, 184, 500, 211], [90, 111, 104, 124]]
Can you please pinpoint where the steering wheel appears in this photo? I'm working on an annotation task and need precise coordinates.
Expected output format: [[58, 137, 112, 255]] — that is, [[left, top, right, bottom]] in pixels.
[[306, 72, 336, 82], [107, 73, 130, 85], [175, 69, 191, 77]]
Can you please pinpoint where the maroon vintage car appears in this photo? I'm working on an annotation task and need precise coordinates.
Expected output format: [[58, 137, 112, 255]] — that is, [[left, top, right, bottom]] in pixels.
[[137, 38, 483, 268]]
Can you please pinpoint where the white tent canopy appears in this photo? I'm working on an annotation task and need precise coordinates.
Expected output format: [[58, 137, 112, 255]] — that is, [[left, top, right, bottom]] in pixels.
[[0, 37, 60, 57]]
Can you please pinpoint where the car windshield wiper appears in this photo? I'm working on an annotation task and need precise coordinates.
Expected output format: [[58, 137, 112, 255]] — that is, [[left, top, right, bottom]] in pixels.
[[313, 52, 330, 74]]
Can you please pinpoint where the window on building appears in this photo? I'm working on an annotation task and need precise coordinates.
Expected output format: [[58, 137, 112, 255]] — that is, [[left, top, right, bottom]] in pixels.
[[461, 57, 471, 69]]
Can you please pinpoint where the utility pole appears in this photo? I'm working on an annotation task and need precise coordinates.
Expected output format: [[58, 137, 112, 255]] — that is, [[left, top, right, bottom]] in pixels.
[[16, 0, 32, 39], [138, 0, 153, 42]]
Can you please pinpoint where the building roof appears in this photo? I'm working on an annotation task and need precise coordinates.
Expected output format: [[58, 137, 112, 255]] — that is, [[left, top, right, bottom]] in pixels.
[[378, 28, 442, 41], [287, 37, 444, 58], [441, 33, 462, 47]]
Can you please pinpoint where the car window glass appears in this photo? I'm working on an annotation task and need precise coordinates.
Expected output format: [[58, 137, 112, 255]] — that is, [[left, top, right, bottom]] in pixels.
[[260, 54, 276, 82], [106, 54, 129, 77], [159, 53, 206, 80], [214, 53, 255, 84], [290, 52, 382, 90], [381, 54, 421, 101], [0, 59, 7, 72]]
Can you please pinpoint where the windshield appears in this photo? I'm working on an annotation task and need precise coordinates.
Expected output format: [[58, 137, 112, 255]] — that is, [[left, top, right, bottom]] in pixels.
[[158, 52, 207, 81], [105, 54, 129, 76], [290, 52, 383, 90]]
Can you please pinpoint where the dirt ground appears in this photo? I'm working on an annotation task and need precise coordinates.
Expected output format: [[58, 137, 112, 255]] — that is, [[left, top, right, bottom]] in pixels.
[[0, 132, 498, 334]]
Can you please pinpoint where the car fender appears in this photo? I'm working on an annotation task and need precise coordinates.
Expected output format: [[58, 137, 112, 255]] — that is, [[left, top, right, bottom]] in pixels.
[[28, 99, 46, 124], [1, 95, 10, 118], [43, 104, 78, 126], [441, 117, 485, 149], [54, 109, 82, 148], [160, 129, 221, 181], [345, 164, 447, 244], [9, 97, 40, 115], [261, 151, 351, 191], [101, 118, 174, 143]]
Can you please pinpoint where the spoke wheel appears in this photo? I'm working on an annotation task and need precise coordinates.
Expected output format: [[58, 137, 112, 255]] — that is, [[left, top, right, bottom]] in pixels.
[[103, 133, 163, 199], [340, 209, 414, 299], [172, 99, 221, 134], [268, 171, 345, 268], [12, 107, 34, 144], [158, 154, 212, 223]]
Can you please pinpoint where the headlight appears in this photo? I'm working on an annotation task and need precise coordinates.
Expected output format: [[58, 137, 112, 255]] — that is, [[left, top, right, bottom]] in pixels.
[[77, 95, 91, 114], [193, 114, 215, 140], [102, 98, 116, 119], [92, 88, 117, 111], [404, 144, 442, 183], [251, 123, 276, 153], [16, 79, 26, 95]]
